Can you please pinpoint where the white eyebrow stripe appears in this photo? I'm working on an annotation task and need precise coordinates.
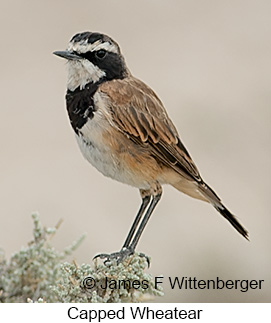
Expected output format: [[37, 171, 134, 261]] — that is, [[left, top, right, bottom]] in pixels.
[[93, 42, 118, 53], [68, 41, 118, 54]]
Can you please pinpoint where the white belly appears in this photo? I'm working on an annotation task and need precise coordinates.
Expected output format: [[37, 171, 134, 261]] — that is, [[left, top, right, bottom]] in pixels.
[[76, 133, 120, 179], [75, 116, 121, 180], [75, 118, 150, 190]]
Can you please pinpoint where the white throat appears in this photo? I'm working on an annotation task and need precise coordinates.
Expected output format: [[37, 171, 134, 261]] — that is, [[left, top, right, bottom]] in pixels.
[[67, 59, 105, 91]]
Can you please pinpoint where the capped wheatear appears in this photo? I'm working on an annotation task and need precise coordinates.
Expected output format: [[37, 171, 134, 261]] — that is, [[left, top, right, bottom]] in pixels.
[[54, 32, 248, 263]]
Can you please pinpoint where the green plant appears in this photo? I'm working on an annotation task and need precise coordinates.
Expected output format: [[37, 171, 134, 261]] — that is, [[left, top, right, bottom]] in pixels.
[[0, 214, 163, 303]]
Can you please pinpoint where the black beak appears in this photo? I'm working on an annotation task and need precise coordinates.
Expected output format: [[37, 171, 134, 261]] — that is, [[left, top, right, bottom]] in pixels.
[[53, 50, 82, 60]]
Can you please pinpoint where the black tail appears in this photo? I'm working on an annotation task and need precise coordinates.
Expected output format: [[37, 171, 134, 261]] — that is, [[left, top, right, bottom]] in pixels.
[[198, 181, 249, 240], [214, 204, 249, 240]]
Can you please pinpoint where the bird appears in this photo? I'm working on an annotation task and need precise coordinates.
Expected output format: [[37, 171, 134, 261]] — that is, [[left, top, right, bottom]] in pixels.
[[54, 31, 248, 263]]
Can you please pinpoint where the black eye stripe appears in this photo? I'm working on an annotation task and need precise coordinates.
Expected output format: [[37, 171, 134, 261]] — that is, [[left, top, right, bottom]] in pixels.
[[76, 51, 94, 60], [74, 50, 107, 60], [73, 49, 126, 81]]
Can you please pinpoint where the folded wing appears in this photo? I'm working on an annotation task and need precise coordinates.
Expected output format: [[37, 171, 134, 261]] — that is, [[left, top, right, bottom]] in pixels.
[[99, 77, 202, 182]]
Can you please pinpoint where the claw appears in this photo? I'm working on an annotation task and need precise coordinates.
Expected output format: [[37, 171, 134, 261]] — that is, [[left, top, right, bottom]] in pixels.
[[93, 247, 134, 265], [138, 252, 151, 268], [93, 248, 151, 267]]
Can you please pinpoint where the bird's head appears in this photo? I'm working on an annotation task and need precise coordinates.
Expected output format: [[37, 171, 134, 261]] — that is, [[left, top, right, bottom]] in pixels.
[[54, 32, 128, 91]]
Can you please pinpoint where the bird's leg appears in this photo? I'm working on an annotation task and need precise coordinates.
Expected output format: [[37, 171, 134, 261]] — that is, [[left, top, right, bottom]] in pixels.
[[93, 191, 150, 265], [128, 191, 161, 252], [122, 190, 151, 249], [94, 183, 162, 265]]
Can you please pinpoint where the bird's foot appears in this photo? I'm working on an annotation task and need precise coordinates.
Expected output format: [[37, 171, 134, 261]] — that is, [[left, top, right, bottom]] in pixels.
[[93, 247, 133, 265], [93, 248, 150, 267]]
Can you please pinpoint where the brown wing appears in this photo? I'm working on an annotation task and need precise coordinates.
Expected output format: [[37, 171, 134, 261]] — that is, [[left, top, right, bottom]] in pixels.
[[99, 77, 202, 182]]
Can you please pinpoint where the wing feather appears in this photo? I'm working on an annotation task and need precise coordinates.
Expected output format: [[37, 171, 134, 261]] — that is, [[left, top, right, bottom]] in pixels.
[[99, 77, 202, 182]]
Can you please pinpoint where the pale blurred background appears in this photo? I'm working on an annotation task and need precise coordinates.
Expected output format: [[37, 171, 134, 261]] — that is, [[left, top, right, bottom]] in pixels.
[[0, 0, 270, 302]]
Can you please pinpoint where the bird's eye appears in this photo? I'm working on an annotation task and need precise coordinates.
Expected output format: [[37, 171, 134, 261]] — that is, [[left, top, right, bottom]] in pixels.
[[95, 50, 107, 59]]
